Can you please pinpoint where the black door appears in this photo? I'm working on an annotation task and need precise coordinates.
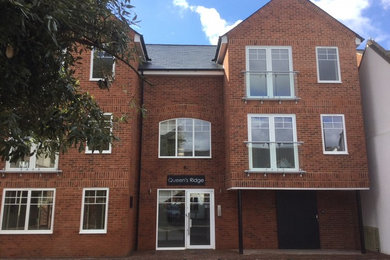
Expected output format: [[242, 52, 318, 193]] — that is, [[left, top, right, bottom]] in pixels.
[[276, 191, 320, 249]]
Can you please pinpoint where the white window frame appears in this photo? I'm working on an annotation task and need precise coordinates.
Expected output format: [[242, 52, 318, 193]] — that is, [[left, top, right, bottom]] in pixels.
[[316, 46, 341, 83], [89, 48, 115, 81], [245, 46, 295, 98], [85, 113, 113, 154], [80, 188, 109, 234], [247, 114, 299, 172], [158, 118, 212, 159], [5, 144, 59, 172], [0, 188, 56, 234], [320, 114, 348, 155]]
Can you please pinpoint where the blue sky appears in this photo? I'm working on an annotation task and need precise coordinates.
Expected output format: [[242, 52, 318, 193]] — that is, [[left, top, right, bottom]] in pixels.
[[131, 0, 390, 49]]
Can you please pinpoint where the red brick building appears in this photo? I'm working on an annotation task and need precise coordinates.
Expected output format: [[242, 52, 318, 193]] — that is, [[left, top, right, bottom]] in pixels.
[[0, 0, 369, 257]]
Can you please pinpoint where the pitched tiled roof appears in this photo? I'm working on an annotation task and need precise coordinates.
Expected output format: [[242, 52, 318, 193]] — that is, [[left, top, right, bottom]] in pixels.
[[139, 44, 223, 70]]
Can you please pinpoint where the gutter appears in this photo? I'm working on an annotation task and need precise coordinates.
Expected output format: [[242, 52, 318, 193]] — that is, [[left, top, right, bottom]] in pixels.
[[134, 70, 145, 251]]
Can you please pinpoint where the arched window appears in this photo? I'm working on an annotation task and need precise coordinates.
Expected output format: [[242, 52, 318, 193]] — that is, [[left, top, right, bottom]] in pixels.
[[159, 118, 211, 158]]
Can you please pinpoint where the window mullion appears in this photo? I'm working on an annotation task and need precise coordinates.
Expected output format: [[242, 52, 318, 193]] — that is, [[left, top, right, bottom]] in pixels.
[[269, 116, 277, 169], [192, 119, 195, 157], [175, 119, 178, 157], [29, 144, 37, 170], [24, 190, 31, 231], [266, 49, 273, 98]]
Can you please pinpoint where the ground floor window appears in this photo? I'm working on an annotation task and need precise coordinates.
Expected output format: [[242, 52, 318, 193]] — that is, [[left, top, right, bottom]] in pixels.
[[80, 188, 109, 234], [156, 189, 215, 249], [0, 188, 55, 234]]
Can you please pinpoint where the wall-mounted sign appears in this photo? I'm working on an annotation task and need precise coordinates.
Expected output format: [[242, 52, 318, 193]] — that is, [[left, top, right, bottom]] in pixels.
[[167, 175, 205, 186]]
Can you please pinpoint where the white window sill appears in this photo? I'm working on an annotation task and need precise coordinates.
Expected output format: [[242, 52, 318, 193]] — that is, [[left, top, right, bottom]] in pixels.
[[0, 230, 53, 235], [79, 230, 107, 234], [89, 78, 105, 81], [317, 81, 342, 84], [1, 169, 62, 173], [245, 169, 305, 174], [323, 151, 349, 155], [85, 151, 112, 154], [243, 97, 301, 102], [159, 156, 212, 159]]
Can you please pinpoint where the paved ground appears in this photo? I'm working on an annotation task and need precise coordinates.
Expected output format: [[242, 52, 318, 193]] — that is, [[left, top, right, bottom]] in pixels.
[[128, 250, 390, 260], [6, 250, 390, 260]]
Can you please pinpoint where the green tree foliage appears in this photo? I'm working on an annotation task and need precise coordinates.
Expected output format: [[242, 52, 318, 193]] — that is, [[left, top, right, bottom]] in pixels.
[[0, 0, 139, 161]]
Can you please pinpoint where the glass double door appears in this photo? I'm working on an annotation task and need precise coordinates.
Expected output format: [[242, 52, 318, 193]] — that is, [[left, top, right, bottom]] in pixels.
[[157, 189, 215, 249]]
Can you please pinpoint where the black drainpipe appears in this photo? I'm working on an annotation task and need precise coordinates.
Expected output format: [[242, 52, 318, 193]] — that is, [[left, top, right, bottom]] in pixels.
[[356, 190, 366, 254], [135, 70, 145, 251], [237, 190, 244, 254]]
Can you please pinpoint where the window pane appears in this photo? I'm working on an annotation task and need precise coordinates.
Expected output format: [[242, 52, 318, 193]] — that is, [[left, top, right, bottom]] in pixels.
[[9, 155, 30, 169], [249, 74, 267, 96], [1, 191, 28, 230], [276, 143, 295, 168], [318, 48, 339, 81], [251, 117, 270, 142], [252, 143, 271, 168], [35, 153, 56, 168], [160, 120, 176, 156], [322, 116, 346, 152], [157, 190, 185, 248], [28, 204, 53, 230], [273, 74, 291, 96], [194, 120, 210, 156], [177, 119, 193, 157], [83, 204, 106, 230], [92, 50, 114, 79]]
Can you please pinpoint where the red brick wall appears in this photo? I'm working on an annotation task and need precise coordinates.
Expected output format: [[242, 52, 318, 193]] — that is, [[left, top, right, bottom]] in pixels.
[[0, 44, 141, 257], [222, 0, 369, 189], [137, 75, 226, 249]]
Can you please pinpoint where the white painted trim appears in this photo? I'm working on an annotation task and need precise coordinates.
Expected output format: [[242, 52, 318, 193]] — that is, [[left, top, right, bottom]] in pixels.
[[320, 114, 349, 155], [79, 187, 109, 234], [227, 187, 369, 190], [247, 114, 299, 171], [85, 113, 113, 154], [142, 70, 224, 76], [156, 189, 215, 250], [158, 118, 212, 159], [0, 188, 56, 234], [316, 46, 342, 83], [89, 48, 116, 81], [245, 46, 295, 98]]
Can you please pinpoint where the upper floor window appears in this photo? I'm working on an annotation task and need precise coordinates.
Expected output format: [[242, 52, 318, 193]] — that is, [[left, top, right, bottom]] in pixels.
[[0, 188, 55, 234], [321, 114, 348, 154], [86, 113, 113, 154], [247, 114, 299, 171], [80, 188, 109, 234], [90, 48, 115, 81], [246, 46, 295, 98], [6, 144, 58, 172], [316, 47, 341, 83], [159, 118, 211, 158]]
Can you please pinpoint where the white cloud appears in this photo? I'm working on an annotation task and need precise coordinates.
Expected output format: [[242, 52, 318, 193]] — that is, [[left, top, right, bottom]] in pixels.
[[172, 0, 242, 44], [381, 0, 390, 9], [311, 0, 390, 47]]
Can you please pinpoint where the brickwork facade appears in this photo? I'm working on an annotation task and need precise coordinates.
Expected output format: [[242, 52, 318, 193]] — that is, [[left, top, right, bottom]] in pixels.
[[0, 0, 369, 257], [0, 44, 141, 257]]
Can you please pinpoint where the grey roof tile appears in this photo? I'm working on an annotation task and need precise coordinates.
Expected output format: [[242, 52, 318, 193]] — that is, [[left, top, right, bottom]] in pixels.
[[140, 44, 222, 70]]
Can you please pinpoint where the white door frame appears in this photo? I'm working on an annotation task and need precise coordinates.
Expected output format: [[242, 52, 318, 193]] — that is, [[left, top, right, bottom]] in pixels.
[[156, 189, 215, 250]]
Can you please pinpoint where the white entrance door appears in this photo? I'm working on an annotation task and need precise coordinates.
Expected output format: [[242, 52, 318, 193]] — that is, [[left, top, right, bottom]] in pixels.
[[156, 189, 215, 250]]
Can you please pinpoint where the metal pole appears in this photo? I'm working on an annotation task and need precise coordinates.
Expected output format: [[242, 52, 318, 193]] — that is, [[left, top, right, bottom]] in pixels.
[[356, 190, 366, 254], [237, 190, 244, 254]]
